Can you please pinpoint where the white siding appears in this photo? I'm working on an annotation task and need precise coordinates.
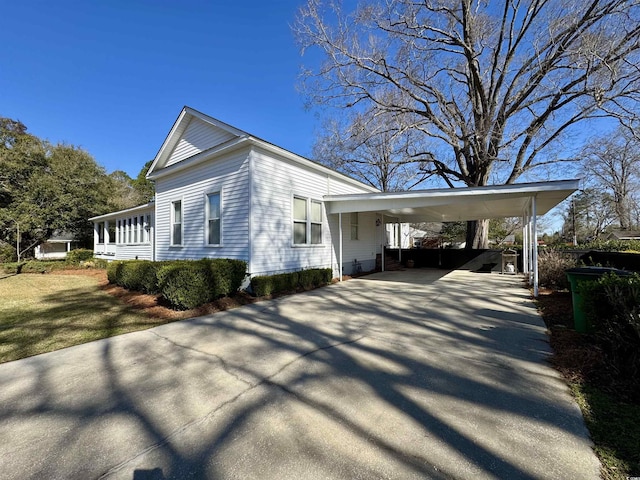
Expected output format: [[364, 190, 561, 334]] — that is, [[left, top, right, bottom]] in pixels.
[[329, 211, 381, 276], [155, 149, 250, 262], [249, 147, 376, 277], [115, 244, 152, 261], [165, 117, 237, 168]]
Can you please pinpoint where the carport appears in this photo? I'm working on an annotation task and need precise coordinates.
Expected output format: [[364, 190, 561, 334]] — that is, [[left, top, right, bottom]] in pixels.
[[325, 179, 580, 296]]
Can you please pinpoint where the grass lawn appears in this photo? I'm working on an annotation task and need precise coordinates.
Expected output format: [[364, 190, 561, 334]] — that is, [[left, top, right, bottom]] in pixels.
[[0, 273, 169, 364]]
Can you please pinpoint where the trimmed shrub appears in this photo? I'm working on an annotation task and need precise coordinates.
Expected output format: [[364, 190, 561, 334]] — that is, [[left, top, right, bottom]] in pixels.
[[206, 258, 247, 297], [250, 268, 332, 297], [157, 260, 215, 310], [119, 260, 162, 293], [107, 260, 125, 285], [580, 273, 640, 384], [538, 248, 577, 290], [66, 249, 94, 264]]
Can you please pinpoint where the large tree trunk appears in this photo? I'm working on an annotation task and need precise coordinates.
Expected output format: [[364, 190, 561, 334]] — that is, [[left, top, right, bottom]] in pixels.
[[465, 219, 490, 249]]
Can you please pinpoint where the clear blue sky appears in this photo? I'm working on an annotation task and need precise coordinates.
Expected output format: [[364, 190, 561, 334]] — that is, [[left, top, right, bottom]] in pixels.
[[1, 0, 316, 177]]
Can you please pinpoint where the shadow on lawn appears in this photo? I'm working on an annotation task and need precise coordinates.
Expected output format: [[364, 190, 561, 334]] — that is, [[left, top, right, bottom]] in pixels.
[[0, 270, 595, 479], [0, 284, 163, 364]]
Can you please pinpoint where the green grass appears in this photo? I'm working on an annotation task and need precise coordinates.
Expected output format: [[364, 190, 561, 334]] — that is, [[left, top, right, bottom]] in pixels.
[[0, 273, 167, 363], [571, 382, 640, 479]]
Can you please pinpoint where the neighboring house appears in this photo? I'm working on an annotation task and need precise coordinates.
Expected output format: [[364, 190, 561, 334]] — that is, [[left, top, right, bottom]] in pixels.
[[35, 233, 75, 260], [90, 106, 579, 289], [606, 230, 640, 241]]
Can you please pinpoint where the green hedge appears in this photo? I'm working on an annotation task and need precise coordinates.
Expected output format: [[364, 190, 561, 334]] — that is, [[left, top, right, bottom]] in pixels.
[[580, 273, 640, 384], [107, 258, 248, 310], [251, 268, 332, 297], [66, 249, 94, 264]]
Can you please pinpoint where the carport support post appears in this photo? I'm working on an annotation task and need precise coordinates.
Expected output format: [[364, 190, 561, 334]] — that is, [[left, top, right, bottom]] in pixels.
[[532, 196, 539, 297], [522, 213, 528, 274], [339, 212, 343, 282]]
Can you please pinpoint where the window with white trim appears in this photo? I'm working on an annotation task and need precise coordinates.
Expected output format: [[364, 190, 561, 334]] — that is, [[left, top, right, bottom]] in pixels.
[[171, 200, 182, 246], [206, 192, 221, 245], [350, 212, 359, 240], [293, 196, 323, 245]]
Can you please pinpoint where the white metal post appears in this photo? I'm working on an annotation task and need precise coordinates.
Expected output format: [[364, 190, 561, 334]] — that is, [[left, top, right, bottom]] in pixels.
[[339, 212, 343, 282], [397, 219, 402, 263], [522, 214, 528, 274], [532, 196, 539, 297]]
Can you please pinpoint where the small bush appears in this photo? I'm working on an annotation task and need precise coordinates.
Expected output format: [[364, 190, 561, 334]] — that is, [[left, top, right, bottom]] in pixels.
[[66, 249, 94, 264], [157, 260, 214, 310], [0, 262, 21, 274], [0, 244, 17, 263], [538, 249, 577, 290]]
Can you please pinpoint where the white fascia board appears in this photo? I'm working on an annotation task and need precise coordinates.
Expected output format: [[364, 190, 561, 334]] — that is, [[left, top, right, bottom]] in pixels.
[[146, 107, 251, 179], [146, 137, 251, 180], [325, 179, 580, 218], [146, 108, 189, 179], [89, 202, 155, 221]]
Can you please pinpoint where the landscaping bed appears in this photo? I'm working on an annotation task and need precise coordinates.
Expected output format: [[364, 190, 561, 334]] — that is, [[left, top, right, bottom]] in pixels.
[[537, 290, 640, 479]]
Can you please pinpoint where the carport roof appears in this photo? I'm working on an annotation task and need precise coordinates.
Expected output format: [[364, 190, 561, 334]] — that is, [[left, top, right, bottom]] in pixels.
[[324, 179, 579, 222]]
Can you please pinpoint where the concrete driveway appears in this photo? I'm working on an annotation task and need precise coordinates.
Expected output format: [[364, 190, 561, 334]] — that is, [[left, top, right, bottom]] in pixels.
[[0, 269, 600, 480]]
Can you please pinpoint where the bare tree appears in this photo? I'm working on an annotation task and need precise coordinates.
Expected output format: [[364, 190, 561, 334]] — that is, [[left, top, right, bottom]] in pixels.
[[313, 108, 431, 191], [294, 0, 640, 247], [582, 127, 640, 229]]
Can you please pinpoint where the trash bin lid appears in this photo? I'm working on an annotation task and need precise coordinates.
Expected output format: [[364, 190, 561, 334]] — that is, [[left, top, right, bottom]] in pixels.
[[565, 266, 632, 276]]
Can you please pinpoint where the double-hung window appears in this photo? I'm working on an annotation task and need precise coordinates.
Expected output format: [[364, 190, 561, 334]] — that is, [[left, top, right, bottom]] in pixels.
[[171, 200, 182, 246], [293, 196, 323, 245], [206, 192, 221, 245]]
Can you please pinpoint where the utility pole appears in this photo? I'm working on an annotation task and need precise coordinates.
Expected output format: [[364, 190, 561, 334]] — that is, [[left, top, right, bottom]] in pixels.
[[16, 221, 20, 263], [572, 199, 577, 246]]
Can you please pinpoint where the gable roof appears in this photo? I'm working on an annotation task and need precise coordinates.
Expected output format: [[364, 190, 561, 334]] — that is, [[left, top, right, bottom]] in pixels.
[[145, 107, 379, 192]]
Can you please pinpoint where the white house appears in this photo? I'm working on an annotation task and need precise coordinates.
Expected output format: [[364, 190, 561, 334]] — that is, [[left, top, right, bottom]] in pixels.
[[91, 106, 580, 294], [35, 232, 75, 260], [91, 107, 382, 276]]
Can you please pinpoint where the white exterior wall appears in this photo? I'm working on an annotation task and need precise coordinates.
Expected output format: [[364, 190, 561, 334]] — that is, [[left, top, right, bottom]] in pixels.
[[329, 211, 382, 276], [250, 147, 377, 277], [93, 210, 154, 261], [154, 148, 250, 263], [165, 117, 236, 168], [35, 242, 70, 260]]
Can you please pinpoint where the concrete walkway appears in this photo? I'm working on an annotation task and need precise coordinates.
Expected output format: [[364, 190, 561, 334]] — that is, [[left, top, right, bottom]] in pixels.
[[0, 269, 600, 480]]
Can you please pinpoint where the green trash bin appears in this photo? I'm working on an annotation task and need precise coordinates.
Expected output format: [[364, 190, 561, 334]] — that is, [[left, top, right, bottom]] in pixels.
[[565, 267, 631, 333]]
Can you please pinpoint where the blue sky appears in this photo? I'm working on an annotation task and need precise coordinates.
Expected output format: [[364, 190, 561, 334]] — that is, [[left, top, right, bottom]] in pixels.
[[1, 1, 316, 177]]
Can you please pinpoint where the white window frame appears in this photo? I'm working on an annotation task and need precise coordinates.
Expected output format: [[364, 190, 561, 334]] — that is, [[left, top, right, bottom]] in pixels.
[[171, 199, 183, 246], [292, 195, 324, 246], [205, 190, 222, 246]]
